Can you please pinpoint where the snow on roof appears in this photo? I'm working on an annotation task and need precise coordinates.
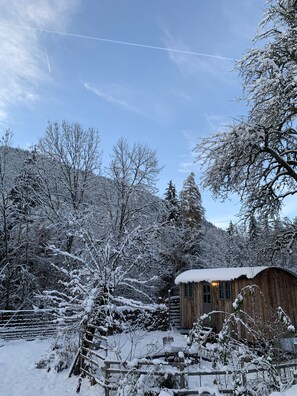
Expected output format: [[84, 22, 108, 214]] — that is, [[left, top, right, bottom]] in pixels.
[[175, 266, 268, 284]]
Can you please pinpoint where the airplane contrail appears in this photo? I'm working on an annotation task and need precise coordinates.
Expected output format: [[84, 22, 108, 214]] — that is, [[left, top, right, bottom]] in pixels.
[[4, 23, 235, 61], [44, 47, 51, 73]]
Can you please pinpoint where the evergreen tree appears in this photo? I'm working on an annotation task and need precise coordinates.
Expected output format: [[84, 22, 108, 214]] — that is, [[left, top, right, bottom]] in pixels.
[[9, 149, 42, 219], [3, 149, 48, 308], [0, 130, 14, 309], [179, 173, 205, 268], [226, 220, 235, 237], [180, 172, 204, 229], [225, 221, 250, 267], [157, 176, 205, 297], [164, 180, 179, 223], [225, 221, 238, 267], [246, 215, 267, 265], [248, 216, 260, 246]]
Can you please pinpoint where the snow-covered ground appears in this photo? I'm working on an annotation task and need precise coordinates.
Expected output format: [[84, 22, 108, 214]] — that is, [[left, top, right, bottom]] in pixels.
[[0, 330, 188, 396], [271, 387, 297, 396], [0, 334, 296, 396], [0, 338, 100, 396]]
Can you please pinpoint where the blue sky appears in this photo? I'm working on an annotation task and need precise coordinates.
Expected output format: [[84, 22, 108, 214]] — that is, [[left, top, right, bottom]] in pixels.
[[3, 0, 293, 229]]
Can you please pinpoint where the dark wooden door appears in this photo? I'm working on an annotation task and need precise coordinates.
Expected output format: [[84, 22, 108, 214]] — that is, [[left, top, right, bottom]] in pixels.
[[202, 283, 213, 314]]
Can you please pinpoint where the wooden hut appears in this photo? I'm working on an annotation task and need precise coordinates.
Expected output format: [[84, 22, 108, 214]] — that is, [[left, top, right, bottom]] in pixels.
[[175, 266, 297, 339]]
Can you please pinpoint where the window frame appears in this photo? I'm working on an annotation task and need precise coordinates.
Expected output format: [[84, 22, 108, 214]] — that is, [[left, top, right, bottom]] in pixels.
[[203, 284, 211, 304], [184, 283, 193, 298], [219, 281, 231, 300]]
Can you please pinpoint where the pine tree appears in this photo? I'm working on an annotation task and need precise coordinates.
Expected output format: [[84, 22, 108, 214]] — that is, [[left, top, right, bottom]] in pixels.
[[179, 173, 205, 268], [0, 130, 14, 309], [9, 149, 42, 219], [225, 222, 250, 267], [179, 172, 204, 229], [246, 216, 262, 265], [226, 221, 235, 238], [164, 180, 179, 223], [225, 221, 238, 267], [248, 216, 260, 244], [4, 149, 46, 308]]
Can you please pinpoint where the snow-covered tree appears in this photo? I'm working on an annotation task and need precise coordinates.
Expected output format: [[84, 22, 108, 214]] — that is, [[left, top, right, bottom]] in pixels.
[[41, 214, 163, 371], [101, 137, 161, 239], [4, 150, 45, 308], [0, 132, 32, 309], [180, 172, 204, 229], [158, 175, 206, 297], [164, 180, 179, 223], [35, 135, 165, 370], [263, 217, 297, 270], [195, 0, 297, 250], [37, 121, 101, 253], [0, 130, 15, 308], [225, 221, 250, 267], [178, 172, 204, 268]]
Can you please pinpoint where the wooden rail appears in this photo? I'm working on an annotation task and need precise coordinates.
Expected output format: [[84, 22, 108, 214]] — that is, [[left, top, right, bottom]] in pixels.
[[103, 359, 297, 395], [84, 355, 297, 396], [0, 309, 78, 340]]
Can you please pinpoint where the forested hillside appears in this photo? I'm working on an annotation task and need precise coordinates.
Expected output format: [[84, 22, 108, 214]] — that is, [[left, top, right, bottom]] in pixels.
[[0, 123, 296, 312]]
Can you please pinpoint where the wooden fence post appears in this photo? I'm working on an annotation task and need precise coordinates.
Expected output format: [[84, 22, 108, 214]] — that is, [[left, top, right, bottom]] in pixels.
[[104, 361, 110, 396], [241, 360, 247, 388], [178, 352, 186, 389]]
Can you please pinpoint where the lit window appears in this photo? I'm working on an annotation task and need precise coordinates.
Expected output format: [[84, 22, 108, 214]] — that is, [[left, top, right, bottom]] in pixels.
[[219, 281, 231, 299]]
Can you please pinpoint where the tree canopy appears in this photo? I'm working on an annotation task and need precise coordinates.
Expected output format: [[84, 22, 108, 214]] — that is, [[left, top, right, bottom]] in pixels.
[[195, 0, 297, 236]]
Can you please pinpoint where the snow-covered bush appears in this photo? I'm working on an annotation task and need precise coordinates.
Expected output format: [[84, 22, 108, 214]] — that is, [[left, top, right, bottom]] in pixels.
[[116, 362, 179, 396], [36, 330, 79, 372]]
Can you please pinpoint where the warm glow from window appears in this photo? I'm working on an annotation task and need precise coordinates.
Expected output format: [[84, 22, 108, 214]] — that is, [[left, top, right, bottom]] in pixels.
[[211, 281, 219, 287]]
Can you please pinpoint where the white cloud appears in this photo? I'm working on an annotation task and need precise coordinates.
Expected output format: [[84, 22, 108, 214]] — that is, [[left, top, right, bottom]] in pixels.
[[84, 81, 182, 125], [0, 0, 79, 123], [177, 130, 201, 174], [83, 81, 144, 115]]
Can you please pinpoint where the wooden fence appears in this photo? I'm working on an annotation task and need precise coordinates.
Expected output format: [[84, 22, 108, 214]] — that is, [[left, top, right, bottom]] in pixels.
[[2, 309, 296, 395], [74, 322, 108, 382], [72, 315, 297, 395], [0, 309, 77, 340], [102, 359, 297, 396], [77, 349, 297, 396]]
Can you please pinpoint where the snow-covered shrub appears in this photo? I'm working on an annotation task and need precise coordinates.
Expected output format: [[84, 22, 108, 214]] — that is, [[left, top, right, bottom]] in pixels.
[[116, 363, 179, 396], [36, 330, 79, 372]]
